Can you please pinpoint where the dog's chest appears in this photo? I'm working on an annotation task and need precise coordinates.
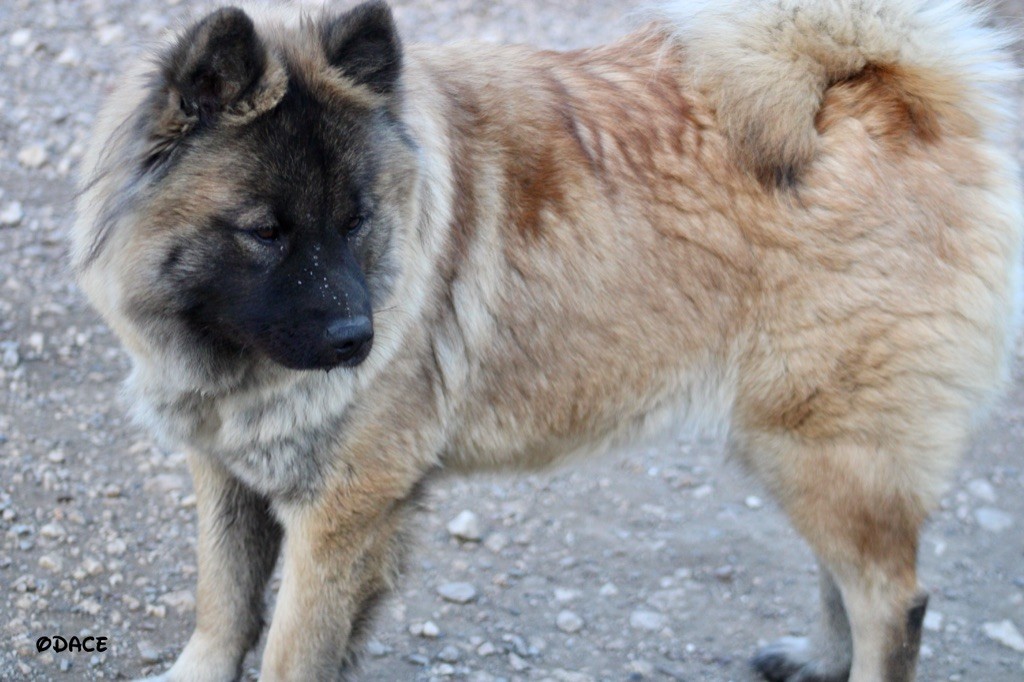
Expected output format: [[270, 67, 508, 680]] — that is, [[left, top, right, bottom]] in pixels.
[[130, 373, 351, 498]]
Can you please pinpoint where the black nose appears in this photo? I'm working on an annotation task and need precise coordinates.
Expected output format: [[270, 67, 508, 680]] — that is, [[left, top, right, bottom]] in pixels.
[[324, 315, 373, 366]]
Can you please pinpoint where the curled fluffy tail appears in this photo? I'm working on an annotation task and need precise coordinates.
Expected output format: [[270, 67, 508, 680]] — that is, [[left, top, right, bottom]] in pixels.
[[662, 0, 1019, 185]]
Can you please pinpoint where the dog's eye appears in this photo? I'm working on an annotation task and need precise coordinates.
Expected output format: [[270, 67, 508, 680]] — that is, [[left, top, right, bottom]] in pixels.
[[250, 226, 280, 243], [346, 215, 365, 234]]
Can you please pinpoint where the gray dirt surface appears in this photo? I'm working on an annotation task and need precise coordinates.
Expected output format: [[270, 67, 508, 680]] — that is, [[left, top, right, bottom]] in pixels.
[[1, 1, 1023, 681]]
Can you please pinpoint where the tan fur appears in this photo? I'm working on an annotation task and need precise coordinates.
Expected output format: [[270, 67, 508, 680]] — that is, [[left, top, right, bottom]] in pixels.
[[73, 2, 1022, 681]]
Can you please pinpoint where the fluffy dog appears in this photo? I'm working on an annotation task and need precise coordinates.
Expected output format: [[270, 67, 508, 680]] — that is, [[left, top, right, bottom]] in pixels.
[[72, 1, 1022, 680]]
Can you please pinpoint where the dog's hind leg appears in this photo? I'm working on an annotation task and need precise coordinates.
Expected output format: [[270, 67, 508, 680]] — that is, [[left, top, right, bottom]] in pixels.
[[744, 436, 936, 682], [148, 452, 283, 682]]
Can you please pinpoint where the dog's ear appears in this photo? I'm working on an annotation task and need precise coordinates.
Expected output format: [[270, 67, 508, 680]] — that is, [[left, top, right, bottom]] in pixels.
[[155, 7, 286, 138], [322, 1, 403, 95]]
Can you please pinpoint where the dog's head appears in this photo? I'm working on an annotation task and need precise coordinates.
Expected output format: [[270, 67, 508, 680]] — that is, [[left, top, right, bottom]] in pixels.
[[73, 2, 418, 387]]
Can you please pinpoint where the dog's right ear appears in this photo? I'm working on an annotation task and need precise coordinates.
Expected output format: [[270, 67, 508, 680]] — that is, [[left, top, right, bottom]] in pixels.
[[150, 7, 287, 147]]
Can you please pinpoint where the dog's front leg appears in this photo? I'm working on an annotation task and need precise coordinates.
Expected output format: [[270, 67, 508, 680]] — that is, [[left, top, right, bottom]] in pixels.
[[259, 466, 427, 681], [149, 452, 283, 682]]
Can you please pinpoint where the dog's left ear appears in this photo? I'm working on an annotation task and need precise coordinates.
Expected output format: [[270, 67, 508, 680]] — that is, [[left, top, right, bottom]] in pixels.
[[323, 1, 403, 95]]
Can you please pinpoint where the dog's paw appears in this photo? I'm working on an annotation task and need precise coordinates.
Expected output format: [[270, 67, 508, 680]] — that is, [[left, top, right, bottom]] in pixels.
[[752, 637, 848, 682]]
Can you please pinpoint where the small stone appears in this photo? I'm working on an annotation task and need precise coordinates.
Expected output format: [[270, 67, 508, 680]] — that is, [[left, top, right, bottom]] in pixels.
[[421, 620, 440, 638], [80, 599, 102, 616], [552, 671, 596, 682], [509, 652, 530, 672], [56, 46, 81, 67], [159, 590, 195, 613], [138, 642, 161, 664], [17, 145, 47, 169], [556, 610, 584, 633], [406, 653, 429, 666], [0, 202, 24, 227], [554, 588, 581, 603], [923, 611, 943, 632], [47, 450, 65, 464], [629, 610, 667, 631], [967, 479, 997, 503], [39, 523, 66, 539], [437, 582, 477, 604], [692, 484, 714, 499], [713, 565, 735, 582], [96, 24, 125, 46], [38, 555, 62, 572], [983, 620, 1024, 652], [10, 29, 32, 48], [82, 558, 104, 576], [447, 510, 483, 542], [102, 485, 122, 498], [145, 603, 167, 619], [745, 495, 764, 509], [599, 582, 619, 597], [144, 474, 186, 494], [366, 639, 391, 657], [975, 507, 1013, 533], [477, 641, 497, 656], [484, 532, 510, 553], [436, 645, 461, 663], [106, 538, 127, 556]]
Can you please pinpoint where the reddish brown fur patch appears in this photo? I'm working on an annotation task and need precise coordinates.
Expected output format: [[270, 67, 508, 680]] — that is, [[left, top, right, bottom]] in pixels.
[[817, 65, 943, 149]]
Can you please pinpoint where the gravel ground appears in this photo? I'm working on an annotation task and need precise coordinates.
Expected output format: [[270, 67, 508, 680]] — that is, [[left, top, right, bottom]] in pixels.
[[2, 1, 1024, 680]]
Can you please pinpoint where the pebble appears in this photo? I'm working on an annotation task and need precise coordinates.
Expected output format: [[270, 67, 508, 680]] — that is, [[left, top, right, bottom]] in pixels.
[[56, 46, 81, 67], [159, 590, 195, 613], [924, 610, 944, 632], [82, 558, 104, 576], [366, 639, 391, 657], [508, 652, 530, 671], [713, 564, 735, 582], [96, 24, 125, 46], [0, 202, 24, 227], [38, 554, 62, 572], [17, 145, 47, 169], [967, 479, 997, 503], [744, 495, 764, 509], [144, 474, 187, 494], [436, 645, 462, 663], [138, 642, 161, 665], [10, 29, 32, 48], [447, 510, 483, 541], [975, 507, 1013, 533], [105, 538, 127, 556], [556, 610, 584, 633], [554, 587, 581, 603], [39, 522, 65, 539], [407, 653, 430, 666], [629, 610, 667, 631], [484, 532, 510, 553], [437, 582, 478, 604], [550, 671, 596, 682], [983, 620, 1024, 652]]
